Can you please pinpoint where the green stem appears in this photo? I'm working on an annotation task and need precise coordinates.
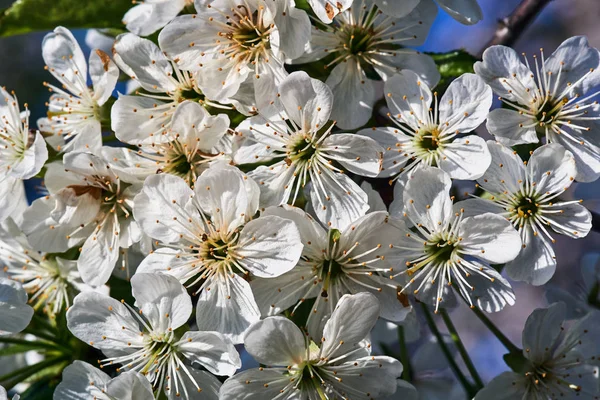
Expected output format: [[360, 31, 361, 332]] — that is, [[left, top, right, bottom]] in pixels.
[[0, 356, 67, 389], [397, 326, 412, 381], [471, 307, 520, 354], [0, 337, 62, 350], [420, 303, 476, 397], [440, 309, 484, 389]]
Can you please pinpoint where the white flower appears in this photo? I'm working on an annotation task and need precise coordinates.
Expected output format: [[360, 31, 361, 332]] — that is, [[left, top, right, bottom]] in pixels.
[[133, 166, 303, 342], [376, 0, 482, 25], [39, 27, 118, 153], [296, 0, 440, 129], [220, 292, 409, 400], [0, 178, 27, 225], [0, 277, 33, 336], [124, 0, 194, 37], [234, 71, 384, 228], [54, 361, 155, 400], [360, 70, 492, 181], [390, 167, 520, 312], [106, 101, 231, 186], [110, 33, 232, 146], [252, 204, 411, 339], [67, 273, 239, 398], [21, 151, 146, 287], [0, 87, 48, 202], [475, 36, 600, 182], [157, 0, 311, 112], [461, 142, 592, 286], [0, 219, 92, 315], [475, 302, 600, 400]]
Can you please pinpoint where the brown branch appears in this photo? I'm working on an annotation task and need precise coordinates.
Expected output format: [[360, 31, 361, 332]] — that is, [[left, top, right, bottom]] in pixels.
[[478, 0, 554, 57]]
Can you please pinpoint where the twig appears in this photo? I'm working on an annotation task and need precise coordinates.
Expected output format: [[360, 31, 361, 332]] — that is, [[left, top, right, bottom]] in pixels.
[[478, 0, 554, 57], [471, 307, 521, 354]]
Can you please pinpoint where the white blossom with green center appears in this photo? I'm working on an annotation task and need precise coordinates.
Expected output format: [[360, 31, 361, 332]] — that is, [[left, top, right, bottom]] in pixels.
[[133, 166, 303, 343], [158, 0, 311, 113], [461, 142, 592, 286], [39, 27, 118, 153], [475, 302, 600, 400], [234, 71, 384, 228], [21, 152, 145, 287], [295, 0, 439, 129], [67, 273, 239, 398], [0, 220, 91, 315], [390, 166, 521, 313], [220, 293, 410, 400], [252, 204, 411, 340], [475, 36, 600, 182], [361, 70, 493, 182]]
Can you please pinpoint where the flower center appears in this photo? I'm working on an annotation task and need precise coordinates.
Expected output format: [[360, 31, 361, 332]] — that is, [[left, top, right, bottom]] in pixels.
[[340, 25, 373, 55], [534, 96, 567, 133], [176, 87, 205, 103], [417, 127, 442, 152], [165, 153, 193, 176], [424, 238, 458, 264], [319, 259, 344, 298], [287, 135, 318, 164], [223, 6, 272, 59]]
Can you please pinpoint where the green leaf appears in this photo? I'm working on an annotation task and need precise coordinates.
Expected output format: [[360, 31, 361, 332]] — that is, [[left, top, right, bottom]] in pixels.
[[428, 50, 478, 91], [0, 0, 131, 37]]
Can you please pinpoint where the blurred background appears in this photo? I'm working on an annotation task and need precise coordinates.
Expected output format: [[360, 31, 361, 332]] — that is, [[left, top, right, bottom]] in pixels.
[[0, 0, 599, 387]]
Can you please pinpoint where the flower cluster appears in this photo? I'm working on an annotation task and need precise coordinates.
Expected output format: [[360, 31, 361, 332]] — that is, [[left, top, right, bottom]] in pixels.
[[0, 0, 599, 399]]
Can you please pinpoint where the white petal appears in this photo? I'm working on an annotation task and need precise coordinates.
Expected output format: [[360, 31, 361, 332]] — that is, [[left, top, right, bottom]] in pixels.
[[166, 368, 221, 400], [111, 95, 173, 145], [373, 51, 440, 87], [250, 267, 317, 316], [279, 71, 333, 132], [272, 2, 311, 60], [554, 132, 600, 183], [106, 371, 155, 400], [195, 166, 259, 232], [320, 292, 380, 360], [486, 108, 538, 146], [131, 273, 192, 331], [124, 0, 186, 37], [78, 217, 120, 287], [89, 50, 119, 106], [505, 229, 556, 286], [247, 162, 295, 208], [261, 205, 328, 248], [133, 174, 197, 243], [10, 131, 47, 180], [219, 369, 292, 400], [439, 73, 492, 133], [436, 0, 483, 25], [458, 213, 521, 264], [326, 61, 377, 130], [373, 0, 420, 18], [53, 361, 111, 400], [236, 215, 303, 277], [42, 27, 88, 94], [528, 143, 576, 194], [171, 101, 229, 151], [308, 171, 369, 231], [0, 178, 27, 224], [474, 45, 538, 103], [361, 181, 387, 212], [403, 167, 453, 231], [244, 316, 307, 365], [0, 278, 33, 335], [324, 356, 403, 398], [546, 202, 591, 239], [479, 141, 526, 194], [358, 127, 411, 178], [322, 133, 383, 177], [522, 302, 566, 364], [470, 265, 515, 313], [384, 69, 432, 131], [113, 33, 178, 93], [544, 36, 600, 95], [439, 135, 491, 180], [474, 372, 526, 400], [178, 331, 241, 376], [66, 291, 142, 351], [196, 274, 260, 344]]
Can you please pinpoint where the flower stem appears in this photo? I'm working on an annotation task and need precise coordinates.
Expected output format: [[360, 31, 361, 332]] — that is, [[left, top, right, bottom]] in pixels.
[[397, 326, 412, 381], [471, 307, 521, 354], [420, 303, 476, 397], [440, 309, 484, 389]]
